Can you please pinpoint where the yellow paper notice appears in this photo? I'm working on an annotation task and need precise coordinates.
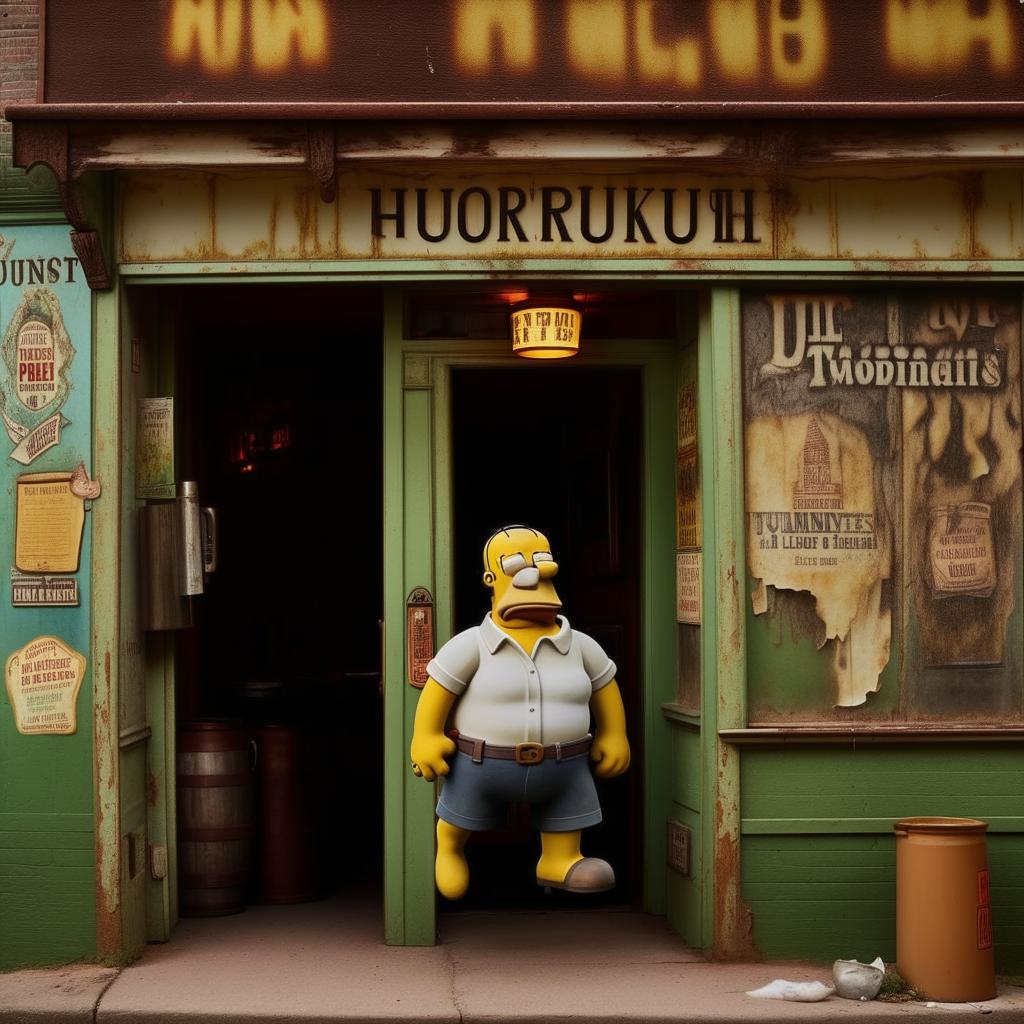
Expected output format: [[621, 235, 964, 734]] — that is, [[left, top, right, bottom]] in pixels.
[[14, 472, 85, 573]]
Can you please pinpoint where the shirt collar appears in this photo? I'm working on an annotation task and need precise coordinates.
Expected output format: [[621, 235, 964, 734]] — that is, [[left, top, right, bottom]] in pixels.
[[480, 613, 572, 655]]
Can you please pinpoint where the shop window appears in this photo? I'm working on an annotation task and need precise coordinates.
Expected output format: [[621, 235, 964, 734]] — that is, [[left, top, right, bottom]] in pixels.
[[742, 290, 1023, 725]]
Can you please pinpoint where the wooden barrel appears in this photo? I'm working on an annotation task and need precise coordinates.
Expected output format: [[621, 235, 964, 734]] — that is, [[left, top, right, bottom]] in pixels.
[[253, 725, 316, 904], [177, 721, 254, 917]]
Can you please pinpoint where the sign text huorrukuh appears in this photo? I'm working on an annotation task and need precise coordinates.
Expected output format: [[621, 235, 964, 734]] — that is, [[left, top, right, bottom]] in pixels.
[[370, 185, 759, 247], [38, 0, 1024, 109]]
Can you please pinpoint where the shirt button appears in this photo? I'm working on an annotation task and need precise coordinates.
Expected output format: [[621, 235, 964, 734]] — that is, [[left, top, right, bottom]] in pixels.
[[529, 669, 536, 675], [529, 708, 535, 712]]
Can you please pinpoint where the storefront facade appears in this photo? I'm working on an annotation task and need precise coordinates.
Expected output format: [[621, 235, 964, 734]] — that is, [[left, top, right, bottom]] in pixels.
[[3, 0, 1024, 974]]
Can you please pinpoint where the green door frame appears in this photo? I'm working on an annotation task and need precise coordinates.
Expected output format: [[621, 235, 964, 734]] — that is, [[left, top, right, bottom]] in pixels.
[[94, 274, 749, 958], [381, 286, 680, 945]]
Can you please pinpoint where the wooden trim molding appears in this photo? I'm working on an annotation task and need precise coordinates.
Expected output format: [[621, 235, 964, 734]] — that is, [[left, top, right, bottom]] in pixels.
[[720, 727, 1024, 745]]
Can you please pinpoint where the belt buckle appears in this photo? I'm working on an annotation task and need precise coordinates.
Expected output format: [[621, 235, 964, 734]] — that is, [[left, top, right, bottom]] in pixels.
[[514, 742, 545, 765]]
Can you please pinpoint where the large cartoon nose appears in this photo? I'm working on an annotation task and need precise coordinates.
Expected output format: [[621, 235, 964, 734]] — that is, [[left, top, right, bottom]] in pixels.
[[512, 566, 540, 588]]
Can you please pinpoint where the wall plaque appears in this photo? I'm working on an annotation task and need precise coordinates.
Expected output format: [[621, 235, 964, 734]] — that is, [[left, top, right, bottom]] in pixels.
[[4, 635, 86, 735], [667, 820, 691, 877], [406, 587, 434, 689], [929, 503, 996, 599], [676, 552, 702, 626], [11, 570, 79, 607]]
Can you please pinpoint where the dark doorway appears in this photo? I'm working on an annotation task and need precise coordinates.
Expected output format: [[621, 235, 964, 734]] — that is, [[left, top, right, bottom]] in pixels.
[[448, 365, 643, 908], [174, 285, 384, 910]]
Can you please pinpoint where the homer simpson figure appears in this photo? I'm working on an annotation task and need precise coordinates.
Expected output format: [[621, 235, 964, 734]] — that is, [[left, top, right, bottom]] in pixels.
[[410, 525, 631, 898]]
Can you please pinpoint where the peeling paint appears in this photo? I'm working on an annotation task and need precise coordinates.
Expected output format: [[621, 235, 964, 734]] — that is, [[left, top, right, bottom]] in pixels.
[[94, 647, 121, 955], [713, 795, 760, 962]]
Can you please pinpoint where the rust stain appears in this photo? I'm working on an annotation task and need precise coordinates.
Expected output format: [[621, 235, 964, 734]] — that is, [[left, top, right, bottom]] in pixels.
[[95, 647, 120, 959], [207, 174, 217, 256], [713, 797, 760, 962], [443, 126, 497, 159], [94, 897, 121, 961], [963, 171, 983, 259]]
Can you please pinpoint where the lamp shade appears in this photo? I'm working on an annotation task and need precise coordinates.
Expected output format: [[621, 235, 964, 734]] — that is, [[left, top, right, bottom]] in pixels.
[[510, 303, 581, 359]]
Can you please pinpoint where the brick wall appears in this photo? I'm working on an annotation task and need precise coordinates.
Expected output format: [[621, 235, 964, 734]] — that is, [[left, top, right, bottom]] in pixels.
[[0, 1, 57, 205], [1, 1, 40, 156]]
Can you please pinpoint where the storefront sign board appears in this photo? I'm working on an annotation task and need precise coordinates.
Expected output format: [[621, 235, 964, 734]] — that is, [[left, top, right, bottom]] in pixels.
[[39, 2, 1024, 110]]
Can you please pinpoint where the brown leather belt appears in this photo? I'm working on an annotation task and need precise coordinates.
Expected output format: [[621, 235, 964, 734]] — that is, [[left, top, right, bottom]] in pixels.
[[454, 733, 591, 766]]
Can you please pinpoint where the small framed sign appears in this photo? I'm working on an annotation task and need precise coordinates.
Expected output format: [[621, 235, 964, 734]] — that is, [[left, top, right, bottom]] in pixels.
[[406, 587, 434, 689]]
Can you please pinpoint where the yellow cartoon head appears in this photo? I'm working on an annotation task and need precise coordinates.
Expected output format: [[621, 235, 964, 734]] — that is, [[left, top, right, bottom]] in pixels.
[[482, 525, 562, 626]]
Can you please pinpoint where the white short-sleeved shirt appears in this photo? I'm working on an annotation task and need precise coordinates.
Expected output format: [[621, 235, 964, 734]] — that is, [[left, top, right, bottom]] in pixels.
[[426, 614, 616, 746]]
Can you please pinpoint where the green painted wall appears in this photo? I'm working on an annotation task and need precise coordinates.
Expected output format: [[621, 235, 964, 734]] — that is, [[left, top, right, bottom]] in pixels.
[[666, 727, 702, 944], [0, 223, 95, 969], [741, 746, 1024, 971]]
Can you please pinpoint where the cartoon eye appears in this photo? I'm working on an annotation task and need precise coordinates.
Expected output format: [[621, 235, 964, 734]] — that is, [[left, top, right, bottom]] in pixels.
[[500, 552, 528, 575], [532, 552, 554, 565]]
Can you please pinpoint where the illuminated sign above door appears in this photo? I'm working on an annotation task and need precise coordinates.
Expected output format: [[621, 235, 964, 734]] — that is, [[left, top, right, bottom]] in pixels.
[[37, 0, 1024, 110]]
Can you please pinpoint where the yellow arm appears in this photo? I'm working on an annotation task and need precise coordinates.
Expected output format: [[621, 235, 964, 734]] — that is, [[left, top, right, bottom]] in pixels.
[[590, 680, 631, 778], [410, 677, 458, 781]]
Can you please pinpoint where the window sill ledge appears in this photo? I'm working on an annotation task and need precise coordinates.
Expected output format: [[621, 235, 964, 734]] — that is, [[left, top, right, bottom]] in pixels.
[[720, 726, 1024, 745]]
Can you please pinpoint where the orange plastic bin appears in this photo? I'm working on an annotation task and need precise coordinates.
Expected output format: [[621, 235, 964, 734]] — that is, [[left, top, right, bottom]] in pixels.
[[894, 817, 995, 1002]]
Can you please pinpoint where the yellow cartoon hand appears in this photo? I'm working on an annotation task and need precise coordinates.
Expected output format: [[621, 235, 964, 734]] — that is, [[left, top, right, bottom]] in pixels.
[[410, 678, 460, 782], [411, 732, 456, 782], [591, 732, 631, 778], [589, 680, 630, 778]]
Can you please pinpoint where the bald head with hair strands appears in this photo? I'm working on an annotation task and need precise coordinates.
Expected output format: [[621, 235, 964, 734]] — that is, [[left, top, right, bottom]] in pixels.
[[481, 525, 562, 625]]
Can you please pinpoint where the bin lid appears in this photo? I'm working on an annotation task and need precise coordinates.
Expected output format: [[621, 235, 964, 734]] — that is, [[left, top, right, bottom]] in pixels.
[[894, 816, 988, 834]]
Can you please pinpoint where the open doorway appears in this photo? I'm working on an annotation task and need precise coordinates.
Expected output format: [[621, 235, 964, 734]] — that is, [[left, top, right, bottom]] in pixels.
[[446, 365, 644, 908], [170, 285, 384, 917]]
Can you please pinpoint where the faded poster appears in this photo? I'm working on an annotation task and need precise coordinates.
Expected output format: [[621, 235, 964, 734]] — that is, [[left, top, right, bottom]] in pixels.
[[900, 296, 1021, 672], [744, 294, 896, 709], [745, 290, 1023, 717]]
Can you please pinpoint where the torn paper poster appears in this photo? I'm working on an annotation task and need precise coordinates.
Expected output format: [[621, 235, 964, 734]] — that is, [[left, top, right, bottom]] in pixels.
[[746, 412, 892, 706]]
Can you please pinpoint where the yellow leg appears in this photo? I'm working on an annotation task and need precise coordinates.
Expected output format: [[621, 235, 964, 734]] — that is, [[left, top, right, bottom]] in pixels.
[[536, 830, 584, 884], [435, 820, 471, 899]]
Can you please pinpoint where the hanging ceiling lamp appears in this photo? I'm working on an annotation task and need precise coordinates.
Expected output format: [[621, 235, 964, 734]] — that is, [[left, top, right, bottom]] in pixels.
[[510, 296, 582, 359]]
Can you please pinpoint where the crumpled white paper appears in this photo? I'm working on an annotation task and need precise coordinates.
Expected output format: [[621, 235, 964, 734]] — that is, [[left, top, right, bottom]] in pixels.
[[746, 980, 835, 1002]]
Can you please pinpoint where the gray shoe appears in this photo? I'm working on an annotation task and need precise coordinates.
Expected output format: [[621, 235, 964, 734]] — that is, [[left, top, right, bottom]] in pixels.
[[538, 857, 615, 893]]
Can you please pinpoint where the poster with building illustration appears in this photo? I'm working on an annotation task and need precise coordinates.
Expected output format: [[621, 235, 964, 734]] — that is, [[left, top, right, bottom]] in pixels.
[[743, 292, 1022, 721]]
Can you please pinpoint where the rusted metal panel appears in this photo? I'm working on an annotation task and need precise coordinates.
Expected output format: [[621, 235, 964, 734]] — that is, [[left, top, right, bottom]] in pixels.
[[15, 118, 1024, 183], [71, 123, 310, 172], [118, 167, 1024, 265], [832, 177, 970, 260], [30, 1, 1024, 114]]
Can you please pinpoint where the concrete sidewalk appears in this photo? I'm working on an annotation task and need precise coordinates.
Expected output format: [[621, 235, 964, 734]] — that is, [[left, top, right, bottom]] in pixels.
[[2, 898, 1022, 1023]]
